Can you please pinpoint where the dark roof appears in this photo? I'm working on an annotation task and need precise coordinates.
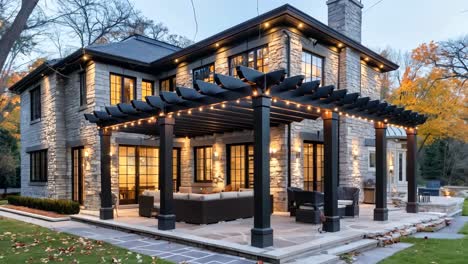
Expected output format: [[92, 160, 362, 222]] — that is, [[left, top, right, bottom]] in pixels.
[[86, 35, 180, 64]]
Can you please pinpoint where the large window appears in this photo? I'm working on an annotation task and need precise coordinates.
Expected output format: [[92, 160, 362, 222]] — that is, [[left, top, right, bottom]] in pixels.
[[193, 64, 215, 83], [303, 142, 324, 192], [301, 51, 324, 84], [227, 144, 254, 191], [30, 150, 47, 182], [159, 75, 176, 92], [368, 149, 376, 171], [110, 73, 136, 105], [30, 86, 41, 121], [194, 146, 213, 182], [79, 71, 87, 106], [141, 80, 154, 99], [229, 46, 269, 77]]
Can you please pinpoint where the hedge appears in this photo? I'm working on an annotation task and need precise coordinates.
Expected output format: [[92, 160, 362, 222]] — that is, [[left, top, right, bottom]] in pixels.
[[7, 196, 80, 215]]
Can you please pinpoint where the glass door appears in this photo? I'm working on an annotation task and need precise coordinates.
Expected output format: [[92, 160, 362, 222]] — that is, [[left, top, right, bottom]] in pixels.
[[72, 147, 84, 205], [227, 143, 254, 191], [303, 142, 324, 192], [119, 146, 137, 204], [138, 146, 158, 197]]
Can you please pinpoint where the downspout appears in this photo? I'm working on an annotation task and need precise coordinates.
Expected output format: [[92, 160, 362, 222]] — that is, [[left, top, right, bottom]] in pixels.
[[283, 30, 292, 188]]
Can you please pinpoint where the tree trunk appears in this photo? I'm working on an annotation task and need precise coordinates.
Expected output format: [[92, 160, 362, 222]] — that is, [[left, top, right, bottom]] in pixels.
[[0, 0, 39, 72]]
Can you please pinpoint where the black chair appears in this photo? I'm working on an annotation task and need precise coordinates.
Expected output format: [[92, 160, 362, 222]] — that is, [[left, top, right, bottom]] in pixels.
[[295, 191, 324, 224], [287, 187, 303, 216], [337, 186, 360, 217]]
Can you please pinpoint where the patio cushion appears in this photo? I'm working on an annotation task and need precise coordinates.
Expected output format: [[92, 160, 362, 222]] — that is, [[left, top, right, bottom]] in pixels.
[[189, 193, 221, 201], [220, 191, 238, 199], [143, 190, 160, 202], [299, 205, 316, 210], [338, 200, 353, 206], [173, 193, 189, 200], [238, 190, 254, 198], [153, 202, 160, 209]]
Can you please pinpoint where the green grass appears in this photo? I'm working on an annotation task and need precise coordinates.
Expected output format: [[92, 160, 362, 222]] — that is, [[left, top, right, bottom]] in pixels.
[[0, 200, 7, 205], [0, 216, 172, 264], [380, 222, 468, 264], [463, 198, 468, 216]]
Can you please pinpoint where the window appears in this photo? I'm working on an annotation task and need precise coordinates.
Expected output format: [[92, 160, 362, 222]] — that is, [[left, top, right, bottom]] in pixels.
[[229, 46, 269, 77], [194, 146, 213, 182], [303, 142, 324, 192], [368, 150, 376, 171], [141, 80, 154, 99], [30, 86, 41, 121], [159, 76, 176, 92], [110, 73, 136, 105], [301, 51, 324, 83], [30, 150, 47, 182], [193, 64, 215, 83], [79, 71, 87, 106]]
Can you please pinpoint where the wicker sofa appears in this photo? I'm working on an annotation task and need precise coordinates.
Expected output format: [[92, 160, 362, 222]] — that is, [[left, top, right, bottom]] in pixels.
[[139, 190, 257, 224]]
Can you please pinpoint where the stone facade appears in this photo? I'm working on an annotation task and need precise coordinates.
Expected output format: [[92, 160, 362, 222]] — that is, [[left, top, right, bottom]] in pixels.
[[19, 3, 391, 212], [327, 0, 363, 42]]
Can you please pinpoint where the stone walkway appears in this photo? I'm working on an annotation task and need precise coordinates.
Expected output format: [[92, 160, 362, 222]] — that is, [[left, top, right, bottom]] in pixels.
[[0, 211, 255, 264]]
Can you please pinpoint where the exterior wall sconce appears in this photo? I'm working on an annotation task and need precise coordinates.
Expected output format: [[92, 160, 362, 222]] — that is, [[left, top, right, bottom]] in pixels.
[[213, 150, 220, 161], [270, 147, 278, 159], [295, 147, 301, 159]]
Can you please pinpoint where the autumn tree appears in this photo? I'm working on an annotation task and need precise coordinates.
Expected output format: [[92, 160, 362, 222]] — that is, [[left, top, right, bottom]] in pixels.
[[389, 39, 468, 147]]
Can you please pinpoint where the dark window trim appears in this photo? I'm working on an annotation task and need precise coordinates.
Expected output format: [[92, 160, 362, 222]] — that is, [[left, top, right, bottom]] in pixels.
[[226, 142, 254, 189], [192, 63, 215, 84], [228, 45, 269, 76], [109, 72, 137, 104], [30, 86, 41, 122], [30, 149, 48, 182], [159, 75, 176, 92], [173, 147, 181, 192], [193, 145, 213, 183], [302, 50, 325, 85], [79, 70, 87, 106], [141, 79, 155, 97]]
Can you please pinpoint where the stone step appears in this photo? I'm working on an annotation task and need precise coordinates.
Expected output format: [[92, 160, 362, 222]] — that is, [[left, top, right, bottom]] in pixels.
[[288, 254, 339, 264], [322, 239, 379, 256]]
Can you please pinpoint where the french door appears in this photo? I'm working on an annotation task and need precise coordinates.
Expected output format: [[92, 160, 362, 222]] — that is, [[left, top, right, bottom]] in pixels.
[[71, 147, 85, 205], [118, 145, 180, 205], [227, 143, 254, 191], [303, 141, 324, 192]]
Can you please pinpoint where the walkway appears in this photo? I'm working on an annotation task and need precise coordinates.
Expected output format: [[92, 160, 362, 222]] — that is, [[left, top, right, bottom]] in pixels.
[[0, 210, 254, 264]]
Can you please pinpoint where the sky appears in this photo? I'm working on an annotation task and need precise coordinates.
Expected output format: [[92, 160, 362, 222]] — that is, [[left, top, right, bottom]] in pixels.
[[133, 0, 468, 52]]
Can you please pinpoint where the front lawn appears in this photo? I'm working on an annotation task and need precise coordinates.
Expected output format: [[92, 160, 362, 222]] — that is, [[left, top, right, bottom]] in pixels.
[[380, 222, 468, 264], [0, 199, 7, 205], [0, 216, 171, 264], [463, 198, 468, 216]]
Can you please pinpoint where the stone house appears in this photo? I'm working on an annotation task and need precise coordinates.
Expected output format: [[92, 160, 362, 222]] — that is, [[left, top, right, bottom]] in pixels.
[[10, 1, 405, 213]]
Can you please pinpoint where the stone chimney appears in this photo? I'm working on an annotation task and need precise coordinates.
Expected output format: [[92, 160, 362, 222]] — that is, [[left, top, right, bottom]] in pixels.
[[327, 0, 363, 42]]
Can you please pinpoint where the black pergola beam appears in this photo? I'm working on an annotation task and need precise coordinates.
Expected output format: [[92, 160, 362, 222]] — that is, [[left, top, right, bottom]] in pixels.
[[406, 128, 419, 213]]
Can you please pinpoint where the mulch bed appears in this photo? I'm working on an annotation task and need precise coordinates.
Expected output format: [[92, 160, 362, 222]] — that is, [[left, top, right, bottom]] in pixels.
[[2, 205, 67, 218]]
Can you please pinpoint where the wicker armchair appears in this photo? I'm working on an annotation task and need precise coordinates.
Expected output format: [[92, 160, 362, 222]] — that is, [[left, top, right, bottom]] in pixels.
[[287, 187, 303, 216], [295, 191, 324, 224]]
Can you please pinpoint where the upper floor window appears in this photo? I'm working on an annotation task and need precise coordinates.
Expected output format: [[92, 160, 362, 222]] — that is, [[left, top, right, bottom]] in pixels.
[[30, 86, 41, 121], [110, 73, 136, 105], [30, 149, 48, 182], [302, 51, 324, 84], [141, 80, 154, 99], [160, 75, 176, 92], [194, 146, 213, 182], [229, 46, 269, 77], [79, 71, 87, 106], [193, 63, 215, 83]]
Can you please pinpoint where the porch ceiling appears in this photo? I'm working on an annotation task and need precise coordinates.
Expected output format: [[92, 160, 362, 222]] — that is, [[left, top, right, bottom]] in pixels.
[[84, 66, 427, 137]]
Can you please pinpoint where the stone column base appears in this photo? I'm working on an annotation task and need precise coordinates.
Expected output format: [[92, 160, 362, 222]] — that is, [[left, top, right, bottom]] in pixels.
[[406, 202, 419, 213], [374, 207, 388, 221], [158, 214, 176, 230], [100, 207, 114, 220], [323, 215, 340, 232], [251, 227, 273, 248]]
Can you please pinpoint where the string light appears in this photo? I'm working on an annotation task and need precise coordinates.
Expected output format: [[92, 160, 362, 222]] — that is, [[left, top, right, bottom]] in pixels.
[[222, 103, 226, 108], [286, 101, 290, 105], [188, 109, 192, 115], [273, 98, 278, 103], [199, 107, 203, 111], [307, 106, 311, 110], [296, 103, 301, 108], [210, 105, 214, 110], [316, 108, 321, 113], [236, 99, 240, 104], [253, 90, 258, 96]]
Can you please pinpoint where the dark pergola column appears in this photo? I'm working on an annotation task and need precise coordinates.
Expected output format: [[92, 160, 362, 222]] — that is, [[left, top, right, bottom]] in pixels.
[[322, 111, 340, 232], [99, 128, 113, 220], [251, 94, 273, 248], [157, 116, 176, 230], [374, 121, 388, 221], [406, 128, 419, 213]]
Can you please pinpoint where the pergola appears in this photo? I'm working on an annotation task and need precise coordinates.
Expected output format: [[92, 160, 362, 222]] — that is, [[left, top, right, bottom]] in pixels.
[[85, 66, 426, 248]]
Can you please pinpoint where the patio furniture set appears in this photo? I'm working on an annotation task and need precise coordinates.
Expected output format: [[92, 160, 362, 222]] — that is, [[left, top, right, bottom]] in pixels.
[[287, 186, 360, 224]]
